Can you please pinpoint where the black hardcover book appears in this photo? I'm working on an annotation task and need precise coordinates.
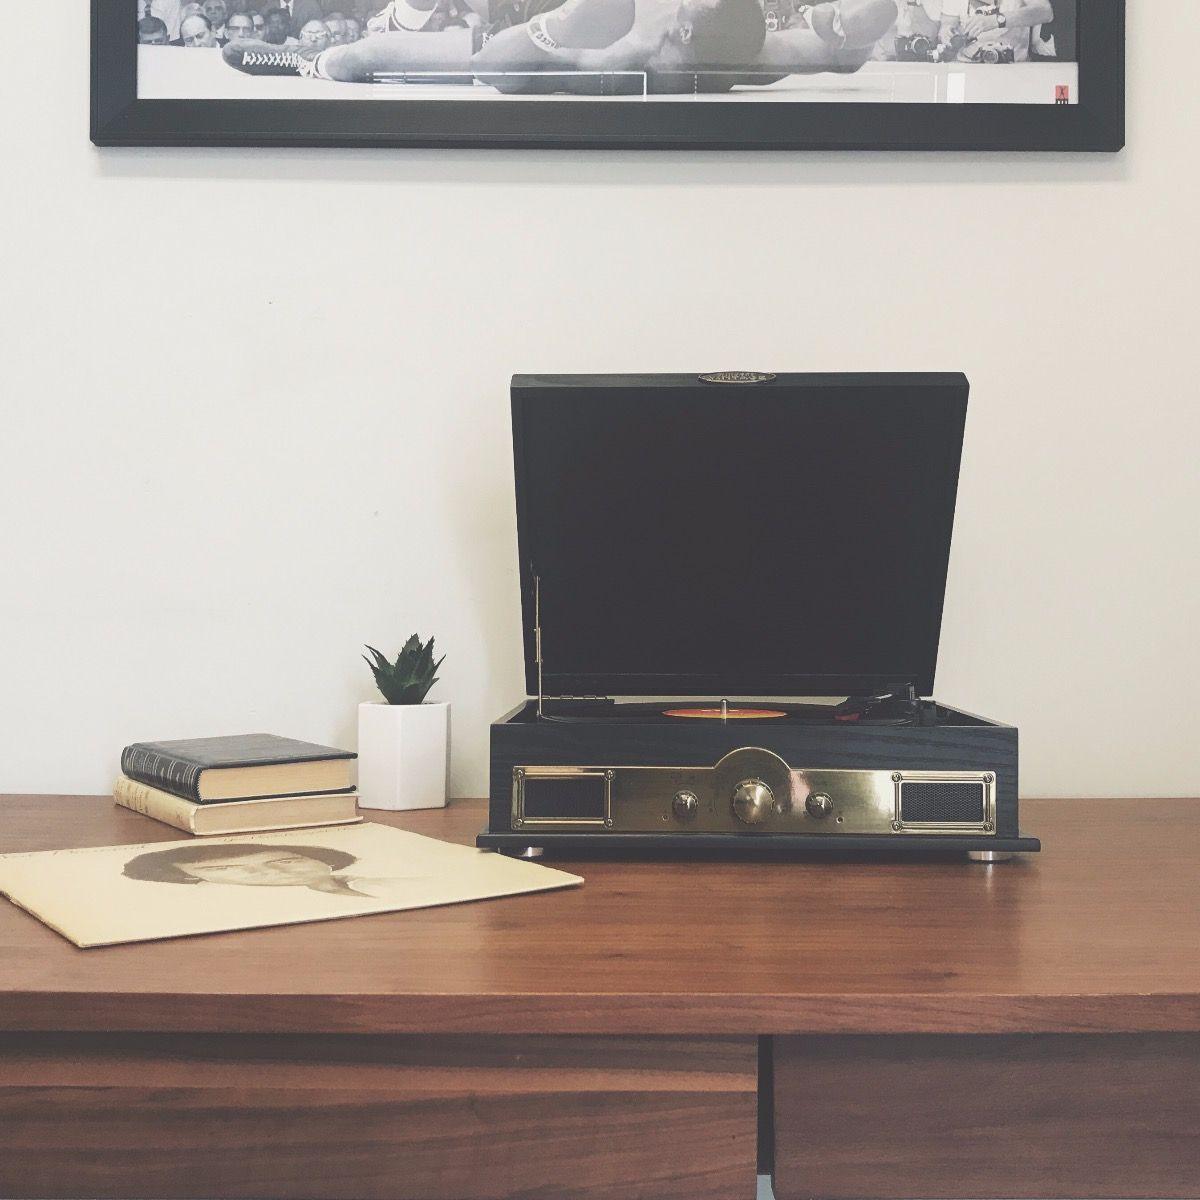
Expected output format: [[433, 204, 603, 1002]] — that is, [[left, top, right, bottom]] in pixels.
[[120, 734, 356, 804]]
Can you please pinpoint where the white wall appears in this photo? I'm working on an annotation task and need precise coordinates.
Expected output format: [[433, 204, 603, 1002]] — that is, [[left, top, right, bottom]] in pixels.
[[2, 6, 1197, 800]]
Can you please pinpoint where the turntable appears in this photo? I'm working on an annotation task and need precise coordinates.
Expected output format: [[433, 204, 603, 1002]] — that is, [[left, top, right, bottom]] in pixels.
[[478, 372, 1039, 861]]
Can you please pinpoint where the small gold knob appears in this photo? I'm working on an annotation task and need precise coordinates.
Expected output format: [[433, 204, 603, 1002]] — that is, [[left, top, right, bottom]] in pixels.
[[805, 792, 834, 819], [672, 791, 699, 819]]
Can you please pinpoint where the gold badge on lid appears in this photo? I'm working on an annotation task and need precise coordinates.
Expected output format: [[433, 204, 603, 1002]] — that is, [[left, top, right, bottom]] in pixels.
[[698, 371, 777, 385]]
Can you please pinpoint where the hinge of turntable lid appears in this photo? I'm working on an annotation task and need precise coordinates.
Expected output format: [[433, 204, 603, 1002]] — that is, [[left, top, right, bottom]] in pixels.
[[534, 573, 544, 717], [534, 575, 615, 713]]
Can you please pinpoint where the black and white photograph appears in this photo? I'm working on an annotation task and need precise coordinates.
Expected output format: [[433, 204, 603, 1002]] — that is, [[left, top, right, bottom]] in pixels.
[[94, 0, 1122, 148], [134, 0, 1079, 106]]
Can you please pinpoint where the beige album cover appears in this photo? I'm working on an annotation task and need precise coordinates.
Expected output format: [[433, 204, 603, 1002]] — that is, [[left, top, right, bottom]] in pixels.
[[0, 823, 582, 948]]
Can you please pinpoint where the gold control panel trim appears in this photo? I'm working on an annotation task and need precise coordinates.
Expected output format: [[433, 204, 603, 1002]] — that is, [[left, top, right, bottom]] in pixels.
[[511, 748, 995, 836]]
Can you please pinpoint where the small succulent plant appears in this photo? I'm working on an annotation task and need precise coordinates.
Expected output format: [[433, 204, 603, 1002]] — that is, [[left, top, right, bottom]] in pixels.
[[363, 635, 445, 705]]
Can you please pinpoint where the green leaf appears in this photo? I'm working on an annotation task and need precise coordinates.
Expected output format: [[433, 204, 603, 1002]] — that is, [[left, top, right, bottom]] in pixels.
[[364, 633, 445, 704]]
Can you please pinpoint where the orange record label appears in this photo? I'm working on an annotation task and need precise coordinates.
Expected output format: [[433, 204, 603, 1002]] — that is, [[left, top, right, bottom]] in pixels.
[[662, 707, 788, 720]]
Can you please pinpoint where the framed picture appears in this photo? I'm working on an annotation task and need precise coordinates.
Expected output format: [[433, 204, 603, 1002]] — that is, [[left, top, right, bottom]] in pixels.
[[93, 0, 1124, 151]]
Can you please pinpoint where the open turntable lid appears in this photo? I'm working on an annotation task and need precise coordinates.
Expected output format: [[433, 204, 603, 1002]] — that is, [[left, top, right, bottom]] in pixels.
[[511, 373, 969, 699]]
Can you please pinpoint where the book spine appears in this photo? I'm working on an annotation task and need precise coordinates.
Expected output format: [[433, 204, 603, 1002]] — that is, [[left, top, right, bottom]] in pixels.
[[113, 776, 199, 834], [120, 745, 204, 802]]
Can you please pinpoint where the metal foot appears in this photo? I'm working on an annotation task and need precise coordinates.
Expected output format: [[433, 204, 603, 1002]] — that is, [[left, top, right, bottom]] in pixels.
[[968, 850, 1015, 864], [517, 846, 544, 859]]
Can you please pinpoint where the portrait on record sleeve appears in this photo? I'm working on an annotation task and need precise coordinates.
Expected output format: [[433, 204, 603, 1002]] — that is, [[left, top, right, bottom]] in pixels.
[[0, 823, 581, 948]]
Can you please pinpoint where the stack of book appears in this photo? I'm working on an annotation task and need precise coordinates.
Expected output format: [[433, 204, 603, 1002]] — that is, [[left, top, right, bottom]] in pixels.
[[114, 734, 359, 836]]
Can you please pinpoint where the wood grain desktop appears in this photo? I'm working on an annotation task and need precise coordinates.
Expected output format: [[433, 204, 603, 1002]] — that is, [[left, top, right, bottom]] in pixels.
[[0, 795, 1197, 1199]]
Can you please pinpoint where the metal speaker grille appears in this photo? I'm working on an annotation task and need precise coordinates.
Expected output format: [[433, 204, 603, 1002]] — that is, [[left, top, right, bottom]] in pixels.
[[900, 781, 986, 824], [519, 774, 608, 822]]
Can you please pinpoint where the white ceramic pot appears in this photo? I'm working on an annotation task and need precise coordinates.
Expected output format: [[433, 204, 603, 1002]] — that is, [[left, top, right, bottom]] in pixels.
[[357, 701, 450, 811]]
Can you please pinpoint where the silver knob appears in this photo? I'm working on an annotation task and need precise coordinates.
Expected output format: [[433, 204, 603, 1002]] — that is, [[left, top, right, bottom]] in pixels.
[[672, 790, 699, 819], [805, 791, 834, 819], [732, 780, 773, 825]]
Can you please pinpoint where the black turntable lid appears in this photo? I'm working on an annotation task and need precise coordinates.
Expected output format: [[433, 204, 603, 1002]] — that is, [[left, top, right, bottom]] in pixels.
[[511, 373, 969, 699]]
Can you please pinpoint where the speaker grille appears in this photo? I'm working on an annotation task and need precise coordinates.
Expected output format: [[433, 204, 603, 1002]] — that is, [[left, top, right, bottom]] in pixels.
[[900, 781, 986, 824], [519, 774, 608, 822]]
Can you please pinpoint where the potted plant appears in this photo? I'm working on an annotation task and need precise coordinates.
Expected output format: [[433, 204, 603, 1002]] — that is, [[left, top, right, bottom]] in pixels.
[[357, 635, 449, 811]]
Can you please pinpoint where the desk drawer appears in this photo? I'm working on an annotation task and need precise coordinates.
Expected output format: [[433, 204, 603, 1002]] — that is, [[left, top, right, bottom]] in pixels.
[[0, 1033, 756, 1200], [773, 1033, 1200, 1200]]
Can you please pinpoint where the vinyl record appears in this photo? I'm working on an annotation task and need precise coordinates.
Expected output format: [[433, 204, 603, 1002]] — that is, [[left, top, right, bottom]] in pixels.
[[662, 707, 788, 720]]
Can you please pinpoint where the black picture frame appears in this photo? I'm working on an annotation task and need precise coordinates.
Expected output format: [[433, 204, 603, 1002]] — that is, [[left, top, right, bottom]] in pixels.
[[93, 0, 1124, 151]]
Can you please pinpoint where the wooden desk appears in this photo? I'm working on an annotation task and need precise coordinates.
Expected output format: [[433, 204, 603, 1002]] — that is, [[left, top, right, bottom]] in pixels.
[[0, 796, 1197, 1199]]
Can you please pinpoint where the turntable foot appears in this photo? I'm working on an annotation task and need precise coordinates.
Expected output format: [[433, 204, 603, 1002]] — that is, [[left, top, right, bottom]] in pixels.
[[968, 850, 1015, 864], [517, 846, 545, 859]]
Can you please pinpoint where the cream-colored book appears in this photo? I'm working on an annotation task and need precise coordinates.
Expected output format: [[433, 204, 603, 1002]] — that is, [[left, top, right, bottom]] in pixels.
[[114, 776, 361, 836]]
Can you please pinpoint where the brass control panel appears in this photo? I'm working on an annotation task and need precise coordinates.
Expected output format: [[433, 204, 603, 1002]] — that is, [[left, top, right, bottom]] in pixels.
[[512, 748, 996, 837]]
